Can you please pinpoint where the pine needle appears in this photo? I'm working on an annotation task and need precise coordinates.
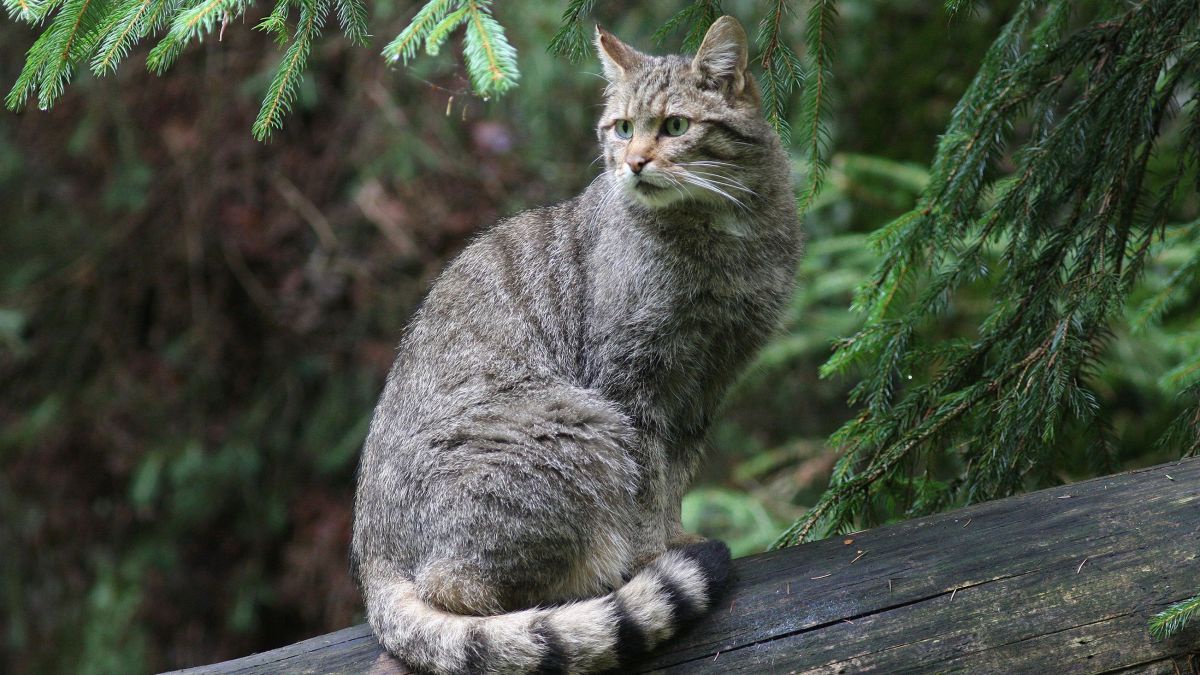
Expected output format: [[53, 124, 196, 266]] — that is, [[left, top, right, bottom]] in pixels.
[[547, 0, 597, 62], [797, 0, 836, 212], [1150, 594, 1200, 640], [91, 0, 155, 75], [252, 0, 328, 140], [333, 0, 367, 46], [382, 0, 453, 64], [462, 0, 517, 97]]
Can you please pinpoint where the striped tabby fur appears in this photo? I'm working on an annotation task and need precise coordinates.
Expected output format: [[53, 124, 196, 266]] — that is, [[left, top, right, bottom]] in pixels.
[[351, 16, 801, 674]]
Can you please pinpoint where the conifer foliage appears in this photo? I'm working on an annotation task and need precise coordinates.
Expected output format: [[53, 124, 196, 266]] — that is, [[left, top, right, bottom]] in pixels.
[[775, 0, 1200, 585], [5, 0, 825, 158], [382, 0, 518, 99], [5, 0, 371, 139]]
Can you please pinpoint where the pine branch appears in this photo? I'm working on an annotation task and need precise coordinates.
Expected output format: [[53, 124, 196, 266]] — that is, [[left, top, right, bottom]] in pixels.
[[462, 0, 517, 97], [4, 0, 35, 22], [254, 0, 292, 46], [1132, 231, 1200, 331], [1150, 593, 1200, 640], [778, 0, 1200, 546], [141, 0, 178, 34], [7, 0, 821, 142], [381, 0, 454, 64], [144, 0, 229, 74], [652, 1, 723, 53], [251, 0, 328, 140], [797, 0, 836, 212], [5, 0, 110, 111], [6, 27, 56, 110], [548, 0, 597, 62], [6, 0, 61, 22], [333, 0, 366, 46], [756, 0, 803, 144], [423, 5, 467, 56], [165, 0, 249, 45], [90, 0, 155, 75]]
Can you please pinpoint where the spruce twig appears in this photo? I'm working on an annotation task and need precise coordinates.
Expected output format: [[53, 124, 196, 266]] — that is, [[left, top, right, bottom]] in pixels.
[[1150, 594, 1200, 640]]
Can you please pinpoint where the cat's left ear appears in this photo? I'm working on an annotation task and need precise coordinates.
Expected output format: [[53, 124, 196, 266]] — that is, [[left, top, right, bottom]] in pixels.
[[692, 16, 751, 100]]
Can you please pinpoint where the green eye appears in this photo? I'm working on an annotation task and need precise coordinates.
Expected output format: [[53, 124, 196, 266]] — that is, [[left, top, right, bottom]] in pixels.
[[614, 119, 633, 139], [664, 116, 690, 136]]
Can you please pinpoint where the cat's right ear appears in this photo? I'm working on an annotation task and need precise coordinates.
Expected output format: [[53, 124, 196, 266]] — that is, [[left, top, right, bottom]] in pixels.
[[595, 26, 646, 82], [692, 16, 751, 101]]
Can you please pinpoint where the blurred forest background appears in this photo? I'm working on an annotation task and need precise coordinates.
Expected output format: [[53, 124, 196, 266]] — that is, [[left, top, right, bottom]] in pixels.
[[2, 0, 1197, 672]]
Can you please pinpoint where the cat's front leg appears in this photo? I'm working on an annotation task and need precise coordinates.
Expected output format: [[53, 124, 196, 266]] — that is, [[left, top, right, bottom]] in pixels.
[[661, 442, 708, 548], [663, 497, 708, 548], [667, 525, 708, 548]]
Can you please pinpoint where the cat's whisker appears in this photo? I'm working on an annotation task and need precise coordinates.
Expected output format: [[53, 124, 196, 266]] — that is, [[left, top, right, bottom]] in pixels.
[[694, 179, 758, 203], [677, 172, 749, 212], [677, 168, 741, 184], [680, 160, 740, 170], [676, 161, 754, 189], [682, 169, 758, 200], [688, 176, 751, 211], [659, 172, 690, 203], [686, 170, 754, 193]]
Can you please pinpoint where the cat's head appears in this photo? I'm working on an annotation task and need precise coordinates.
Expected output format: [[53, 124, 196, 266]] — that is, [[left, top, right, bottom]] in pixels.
[[595, 16, 774, 211]]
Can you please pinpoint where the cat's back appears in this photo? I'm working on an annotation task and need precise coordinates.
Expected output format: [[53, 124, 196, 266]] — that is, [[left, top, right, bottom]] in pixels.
[[372, 194, 597, 430], [415, 193, 592, 354]]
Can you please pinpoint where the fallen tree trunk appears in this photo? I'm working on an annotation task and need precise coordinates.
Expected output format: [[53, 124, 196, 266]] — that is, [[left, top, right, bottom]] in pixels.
[[171, 457, 1200, 674]]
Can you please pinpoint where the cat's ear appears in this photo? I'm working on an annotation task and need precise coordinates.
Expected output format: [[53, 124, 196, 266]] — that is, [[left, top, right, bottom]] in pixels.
[[692, 16, 750, 99], [595, 25, 646, 82]]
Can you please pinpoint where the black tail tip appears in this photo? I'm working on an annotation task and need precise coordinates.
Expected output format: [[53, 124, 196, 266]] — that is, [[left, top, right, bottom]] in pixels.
[[679, 539, 734, 599]]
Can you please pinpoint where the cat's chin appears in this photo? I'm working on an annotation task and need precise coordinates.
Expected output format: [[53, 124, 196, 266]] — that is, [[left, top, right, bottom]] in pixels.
[[620, 176, 689, 210]]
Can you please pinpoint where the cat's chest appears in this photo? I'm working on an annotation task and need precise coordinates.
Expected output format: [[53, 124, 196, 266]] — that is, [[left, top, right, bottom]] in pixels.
[[589, 225, 776, 326], [589, 240, 751, 332], [582, 228, 784, 423]]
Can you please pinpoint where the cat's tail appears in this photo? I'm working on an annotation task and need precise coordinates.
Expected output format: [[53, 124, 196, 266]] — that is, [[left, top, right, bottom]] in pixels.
[[365, 540, 732, 674]]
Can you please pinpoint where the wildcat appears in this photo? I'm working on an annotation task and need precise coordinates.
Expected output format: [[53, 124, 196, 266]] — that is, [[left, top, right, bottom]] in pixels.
[[350, 15, 801, 674]]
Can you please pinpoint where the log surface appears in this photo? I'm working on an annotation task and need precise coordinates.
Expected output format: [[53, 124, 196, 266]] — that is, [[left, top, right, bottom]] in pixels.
[[170, 457, 1200, 674]]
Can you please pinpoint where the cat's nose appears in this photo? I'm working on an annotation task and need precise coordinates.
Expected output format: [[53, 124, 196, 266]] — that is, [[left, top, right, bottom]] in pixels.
[[625, 154, 650, 174]]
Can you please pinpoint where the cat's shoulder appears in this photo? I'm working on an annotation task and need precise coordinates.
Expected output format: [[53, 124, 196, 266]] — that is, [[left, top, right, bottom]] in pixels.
[[464, 196, 589, 251], [436, 196, 588, 281]]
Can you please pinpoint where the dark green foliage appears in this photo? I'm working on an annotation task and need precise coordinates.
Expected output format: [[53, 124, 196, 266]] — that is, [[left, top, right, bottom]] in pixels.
[[776, 0, 1200, 547], [796, 0, 833, 207], [460, 0, 517, 97], [252, 0, 328, 139], [6, 0, 828, 151], [547, 0, 598, 62], [652, 0, 723, 52], [381, 0, 518, 99], [4, 0, 366, 139]]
